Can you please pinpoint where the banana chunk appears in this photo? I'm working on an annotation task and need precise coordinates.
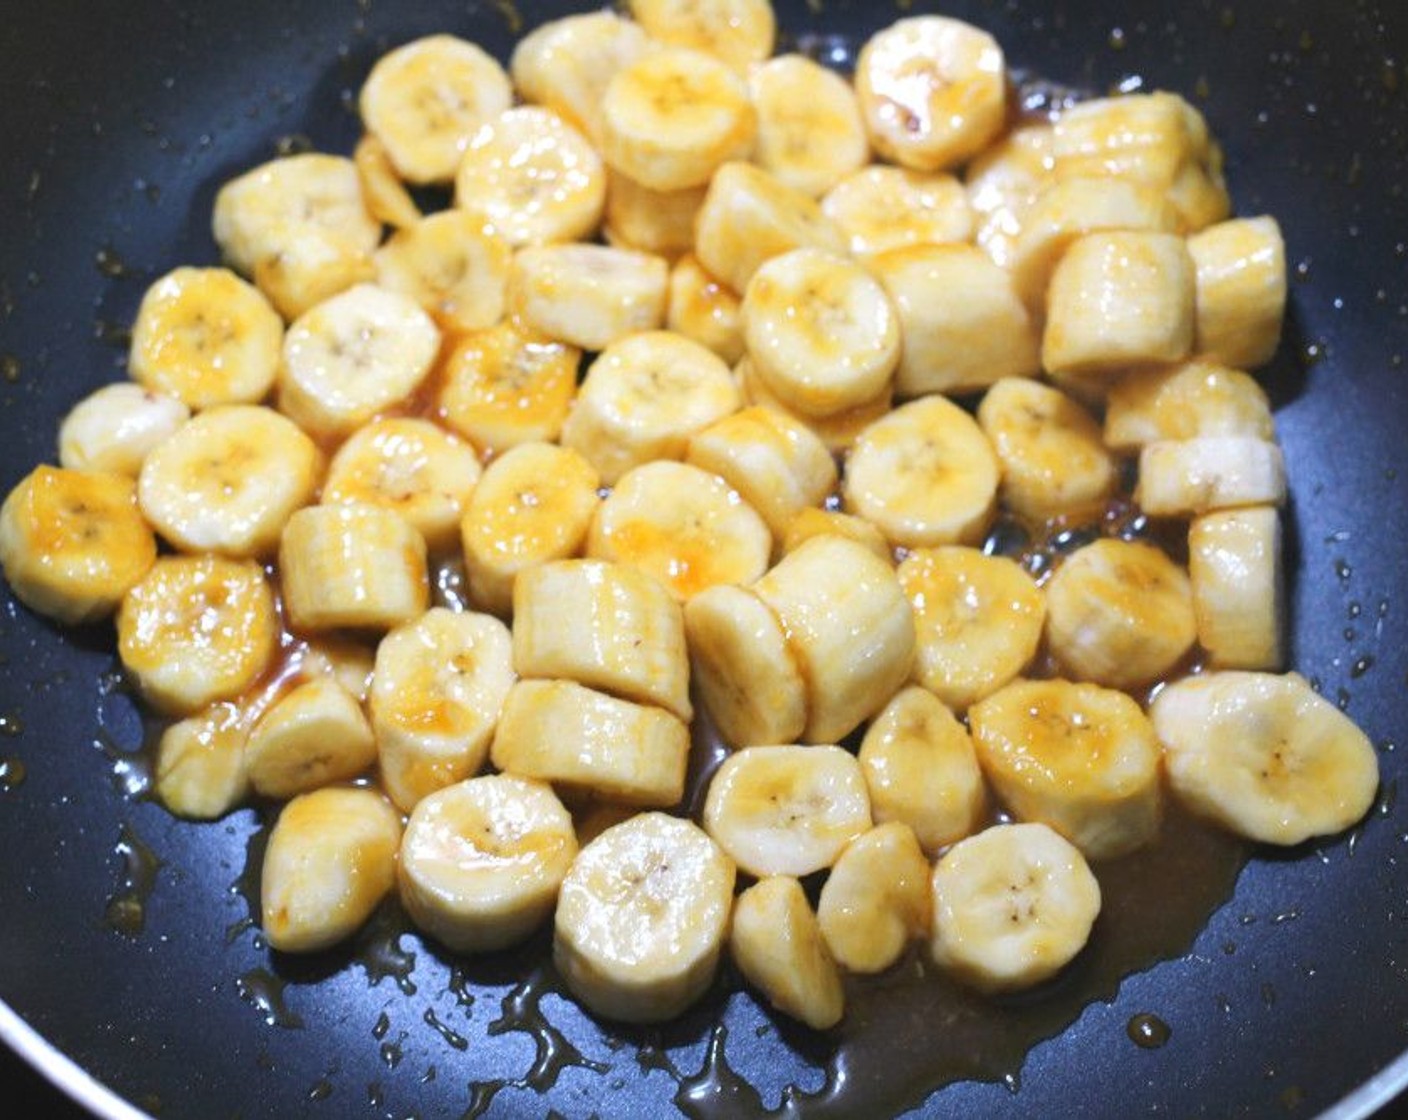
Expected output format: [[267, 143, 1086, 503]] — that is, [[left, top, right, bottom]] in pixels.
[[58, 384, 190, 478], [1189, 506, 1284, 671], [373, 210, 511, 332], [128, 267, 283, 408], [353, 133, 421, 230], [399, 774, 578, 953], [965, 123, 1053, 270], [605, 171, 707, 258], [1151, 671, 1380, 846], [554, 811, 735, 1023], [630, 0, 775, 74], [261, 786, 403, 953], [736, 355, 892, 455], [358, 34, 513, 185], [749, 54, 869, 198], [817, 822, 931, 974], [822, 166, 974, 258], [731, 876, 844, 1030], [508, 242, 669, 352], [781, 508, 891, 563], [1044, 538, 1196, 691], [245, 677, 376, 800], [1136, 436, 1287, 518], [0, 466, 156, 626], [370, 607, 515, 813], [1103, 359, 1274, 452], [1188, 216, 1287, 369], [703, 744, 872, 877], [137, 405, 321, 559], [154, 702, 250, 821], [930, 822, 1101, 993]]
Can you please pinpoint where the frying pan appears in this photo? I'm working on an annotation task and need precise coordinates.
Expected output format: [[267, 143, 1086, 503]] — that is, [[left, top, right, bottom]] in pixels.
[[2, 0, 1407, 1116]]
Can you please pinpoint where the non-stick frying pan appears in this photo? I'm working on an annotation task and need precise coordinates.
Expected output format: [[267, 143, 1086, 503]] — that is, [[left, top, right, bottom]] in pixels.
[[3, 1, 1407, 1116]]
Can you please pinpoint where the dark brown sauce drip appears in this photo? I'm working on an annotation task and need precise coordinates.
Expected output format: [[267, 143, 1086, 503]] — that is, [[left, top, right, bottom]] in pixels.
[[1127, 1012, 1173, 1049], [462, 1079, 506, 1119], [237, 967, 304, 1030], [487, 964, 609, 1091], [0, 755, 25, 790], [423, 1008, 469, 1052], [675, 1023, 767, 1116], [104, 823, 162, 937]]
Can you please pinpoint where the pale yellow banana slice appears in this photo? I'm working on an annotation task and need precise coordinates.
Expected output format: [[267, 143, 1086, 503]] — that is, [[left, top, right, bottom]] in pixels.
[[398, 774, 578, 953], [370, 606, 515, 812], [278, 283, 441, 440], [869, 244, 1039, 399], [781, 508, 891, 563], [930, 822, 1101, 993], [855, 15, 1006, 172], [0, 466, 156, 626], [683, 582, 808, 749], [508, 242, 669, 352], [459, 441, 600, 617], [731, 876, 844, 1030], [58, 384, 189, 478], [137, 404, 320, 559], [1151, 671, 1380, 846], [117, 555, 277, 715], [736, 355, 891, 455], [322, 417, 481, 554], [251, 225, 379, 323], [858, 686, 986, 855], [1189, 506, 1284, 671], [373, 210, 511, 332], [358, 34, 513, 185], [260, 786, 402, 953], [630, 0, 775, 73], [970, 678, 1163, 860], [754, 535, 915, 743], [822, 165, 973, 258], [1136, 436, 1287, 517], [245, 676, 377, 800], [816, 822, 931, 974], [513, 559, 692, 723], [965, 122, 1053, 270], [1103, 360, 1274, 453], [279, 504, 429, 633], [560, 330, 740, 485], [454, 106, 607, 247], [599, 47, 756, 191], [842, 394, 1000, 549], [749, 54, 868, 198], [1044, 538, 1196, 690], [896, 547, 1045, 713], [666, 254, 745, 365], [743, 247, 900, 418], [1188, 216, 1287, 369], [154, 702, 250, 821], [604, 170, 706, 258], [976, 378, 1117, 521], [490, 678, 689, 808], [554, 811, 735, 1023], [587, 461, 771, 601], [353, 133, 421, 230]]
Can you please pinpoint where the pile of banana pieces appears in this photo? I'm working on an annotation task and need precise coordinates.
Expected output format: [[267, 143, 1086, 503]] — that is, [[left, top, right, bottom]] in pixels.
[[0, 0, 1380, 1032]]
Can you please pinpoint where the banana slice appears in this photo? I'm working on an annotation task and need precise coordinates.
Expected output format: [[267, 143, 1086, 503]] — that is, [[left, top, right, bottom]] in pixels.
[[296, 636, 377, 704], [754, 535, 915, 743], [743, 247, 900, 419], [858, 686, 986, 855], [561, 330, 740, 485], [279, 283, 441, 441], [666, 254, 745, 365], [1103, 359, 1274, 452], [1136, 436, 1287, 517], [261, 786, 403, 953], [1151, 671, 1380, 846], [459, 441, 600, 617], [0, 466, 157, 626], [322, 417, 481, 554], [736, 355, 892, 455], [855, 15, 1006, 172], [970, 678, 1163, 860], [513, 559, 692, 723], [599, 47, 756, 192], [781, 508, 891, 563], [358, 34, 513, 185], [976, 378, 1117, 521], [58, 384, 190, 478], [490, 678, 690, 808], [398, 774, 578, 953], [816, 822, 931, 974], [373, 210, 511, 332], [749, 54, 869, 198], [116, 555, 277, 715], [1188, 215, 1286, 370], [896, 547, 1045, 713], [731, 876, 844, 1030], [1044, 538, 1196, 691], [1189, 506, 1284, 671], [454, 106, 607, 247], [252, 226, 380, 324], [684, 582, 808, 749], [137, 404, 321, 559], [822, 165, 974, 258], [353, 133, 421, 230], [508, 242, 669, 352], [128, 267, 283, 409], [930, 822, 1101, 993], [630, 0, 775, 73], [370, 607, 516, 813], [703, 744, 872, 877], [604, 170, 707, 258], [965, 122, 1054, 270], [245, 676, 377, 800], [554, 811, 735, 1023], [154, 702, 250, 821], [842, 394, 1000, 550]]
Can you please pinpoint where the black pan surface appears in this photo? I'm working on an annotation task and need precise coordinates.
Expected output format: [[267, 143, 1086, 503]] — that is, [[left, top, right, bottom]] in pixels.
[[2, 1, 1407, 1116]]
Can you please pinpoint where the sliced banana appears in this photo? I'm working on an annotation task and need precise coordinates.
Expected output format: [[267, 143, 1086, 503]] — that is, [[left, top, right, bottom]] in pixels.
[[1151, 671, 1380, 846], [373, 210, 511, 332], [816, 822, 931, 974], [294, 636, 377, 704], [749, 54, 869, 198], [1136, 436, 1287, 517], [1103, 359, 1274, 452], [154, 702, 250, 821], [731, 876, 844, 1030], [930, 822, 1101, 994], [605, 170, 707, 259], [630, 0, 775, 73], [58, 384, 190, 478], [353, 133, 421, 230], [666, 254, 745, 365], [554, 811, 735, 1023], [1188, 215, 1286, 370], [1188, 506, 1284, 671], [781, 508, 891, 563], [822, 165, 973, 258], [358, 34, 514, 185], [251, 225, 379, 323], [1044, 538, 1196, 691], [370, 607, 516, 813], [736, 354, 891, 455], [398, 774, 578, 953], [0, 466, 156, 626], [965, 122, 1053, 270], [855, 15, 1006, 172], [245, 676, 377, 800], [260, 786, 403, 953], [508, 242, 669, 352]]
